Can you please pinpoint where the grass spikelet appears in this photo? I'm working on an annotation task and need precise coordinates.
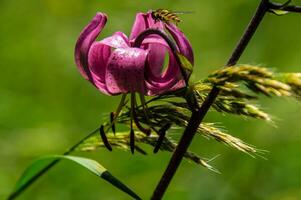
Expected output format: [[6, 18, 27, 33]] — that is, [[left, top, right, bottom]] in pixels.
[[77, 132, 219, 173]]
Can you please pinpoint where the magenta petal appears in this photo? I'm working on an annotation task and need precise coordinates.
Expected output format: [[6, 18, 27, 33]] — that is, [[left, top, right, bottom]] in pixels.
[[139, 39, 184, 95], [106, 48, 148, 94], [129, 13, 147, 41], [100, 31, 129, 49], [75, 12, 107, 80], [146, 79, 185, 96], [145, 11, 165, 29], [87, 32, 130, 95], [147, 43, 166, 75], [145, 54, 183, 95], [141, 37, 178, 80], [166, 24, 194, 65], [129, 12, 164, 41], [87, 42, 111, 94], [140, 37, 173, 78]]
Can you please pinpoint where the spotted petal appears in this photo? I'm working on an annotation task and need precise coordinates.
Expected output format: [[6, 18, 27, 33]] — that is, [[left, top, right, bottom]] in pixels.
[[88, 32, 130, 94], [106, 48, 148, 94], [100, 31, 129, 49]]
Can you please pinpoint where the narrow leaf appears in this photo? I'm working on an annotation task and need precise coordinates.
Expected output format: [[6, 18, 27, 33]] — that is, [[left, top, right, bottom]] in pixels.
[[9, 155, 141, 200]]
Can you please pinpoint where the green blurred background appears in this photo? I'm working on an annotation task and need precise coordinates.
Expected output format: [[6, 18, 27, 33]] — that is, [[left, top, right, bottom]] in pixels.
[[1, 0, 301, 199]]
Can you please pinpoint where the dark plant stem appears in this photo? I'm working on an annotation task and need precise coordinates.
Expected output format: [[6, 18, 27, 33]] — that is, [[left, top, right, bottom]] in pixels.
[[269, 1, 301, 13], [151, 0, 270, 199], [8, 128, 99, 200]]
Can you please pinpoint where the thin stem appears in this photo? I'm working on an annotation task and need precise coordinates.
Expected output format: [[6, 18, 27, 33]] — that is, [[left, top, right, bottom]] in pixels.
[[151, 1, 270, 199], [269, 1, 301, 13]]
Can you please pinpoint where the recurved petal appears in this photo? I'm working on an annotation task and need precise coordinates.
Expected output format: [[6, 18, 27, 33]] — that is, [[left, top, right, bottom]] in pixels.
[[129, 13, 147, 41], [146, 42, 166, 76], [145, 11, 165, 29], [99, 31, 129, 49], [146, 79, 185, 96], [137, 35, 168, 77], [75, 12, 107, 80], [105, 48, 148, 94], [165, 24, 194, 65], [141, 38, 185, 95], [129, 12, 164, 41], [87, 42, 111, 94], [145, 52, 184, 95], [87, 32, 130, 95]]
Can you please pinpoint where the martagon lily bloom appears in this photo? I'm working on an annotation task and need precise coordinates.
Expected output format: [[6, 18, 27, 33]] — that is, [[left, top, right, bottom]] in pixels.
[[75, 11, 194, 152]]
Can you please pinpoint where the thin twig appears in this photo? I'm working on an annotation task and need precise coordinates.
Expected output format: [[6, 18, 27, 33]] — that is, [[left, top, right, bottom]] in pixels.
[[269, 1, 301, 13], [151, 1, 270, 199]]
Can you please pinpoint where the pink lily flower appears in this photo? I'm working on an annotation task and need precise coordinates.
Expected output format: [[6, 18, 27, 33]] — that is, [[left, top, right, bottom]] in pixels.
[[75, 11, 194, 96], [75, 11, 194, 153]]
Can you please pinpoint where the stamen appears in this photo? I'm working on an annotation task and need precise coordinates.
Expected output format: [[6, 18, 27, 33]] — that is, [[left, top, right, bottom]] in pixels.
[[130, 129, 135, 154], [110, 112, 116, 135], [131, 93, 151, 135], [99, 125, 112, 151], [135, 145, 147, 155], [105, 94, 127, 132], [139, 93, 151, 124], [153, 123, 172, 153], [130, 102, 135, 154]]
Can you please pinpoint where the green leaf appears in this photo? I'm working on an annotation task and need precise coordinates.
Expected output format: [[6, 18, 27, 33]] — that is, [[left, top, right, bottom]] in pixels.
[[9, 155, 141, 200], [176, 52, 193, 72]]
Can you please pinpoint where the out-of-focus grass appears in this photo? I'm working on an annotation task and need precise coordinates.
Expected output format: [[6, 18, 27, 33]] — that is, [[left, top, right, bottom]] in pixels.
[[1, 0, 301, 199]]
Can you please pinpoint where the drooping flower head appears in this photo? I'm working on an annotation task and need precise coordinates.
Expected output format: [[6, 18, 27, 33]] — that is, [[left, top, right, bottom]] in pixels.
[[75, 11, 194, 153], [75, 11, 194, 96]]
